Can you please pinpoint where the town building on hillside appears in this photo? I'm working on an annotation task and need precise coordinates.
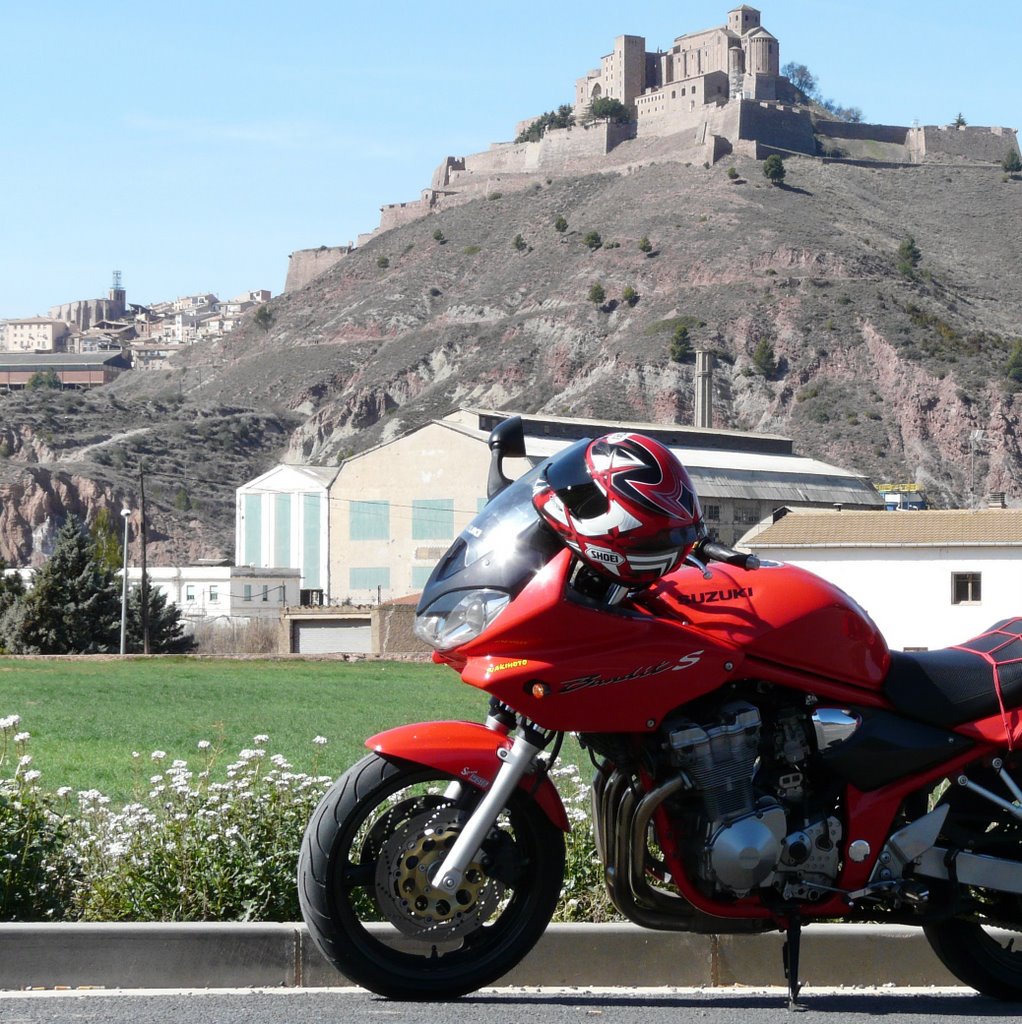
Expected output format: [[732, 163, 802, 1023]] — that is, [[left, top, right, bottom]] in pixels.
[[740, 504, 1022, 651], [49, 272, 127, 332], [237, 409, 882, 607], [0, 317, 71, 353], [0, 352, 130, 390]]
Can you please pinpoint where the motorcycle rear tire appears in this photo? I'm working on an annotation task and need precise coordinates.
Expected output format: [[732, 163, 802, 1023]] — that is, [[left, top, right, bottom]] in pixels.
[[924, 918, 1022, 1000], [298, 752, 565, 999]]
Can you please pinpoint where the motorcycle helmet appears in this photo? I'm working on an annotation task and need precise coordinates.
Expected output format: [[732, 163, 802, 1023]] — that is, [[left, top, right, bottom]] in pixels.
[[533, 432, 704, 586]]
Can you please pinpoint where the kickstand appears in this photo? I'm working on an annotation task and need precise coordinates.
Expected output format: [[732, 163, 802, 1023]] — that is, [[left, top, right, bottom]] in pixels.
[[782, 916, 807, 1012]]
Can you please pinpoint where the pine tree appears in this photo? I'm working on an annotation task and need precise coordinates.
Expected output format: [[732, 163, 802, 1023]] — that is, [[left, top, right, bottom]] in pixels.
[[5, 516, 121, 653], [125, 584, 193, 654]]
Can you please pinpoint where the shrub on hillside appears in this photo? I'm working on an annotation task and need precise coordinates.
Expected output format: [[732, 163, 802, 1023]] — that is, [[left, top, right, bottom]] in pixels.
[[583, 231, 602, 251], [762, 154, 785, 186]]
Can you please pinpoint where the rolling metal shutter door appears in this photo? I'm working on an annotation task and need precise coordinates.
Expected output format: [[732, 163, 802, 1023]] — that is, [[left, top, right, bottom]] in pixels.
[[294, 621, 372, 655]]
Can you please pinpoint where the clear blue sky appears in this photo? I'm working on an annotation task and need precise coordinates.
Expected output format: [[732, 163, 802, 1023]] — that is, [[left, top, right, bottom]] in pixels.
[[1, 1, 1016, 319]]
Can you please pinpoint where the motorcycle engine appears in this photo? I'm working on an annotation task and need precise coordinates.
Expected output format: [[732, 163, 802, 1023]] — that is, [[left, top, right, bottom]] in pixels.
[[665, 700, 842, 899]]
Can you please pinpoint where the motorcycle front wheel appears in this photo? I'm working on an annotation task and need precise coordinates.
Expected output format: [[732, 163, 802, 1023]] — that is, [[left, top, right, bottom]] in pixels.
[[298, 752, 566, 999]]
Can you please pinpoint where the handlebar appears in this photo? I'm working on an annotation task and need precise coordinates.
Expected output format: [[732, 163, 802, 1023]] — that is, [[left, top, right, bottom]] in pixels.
[[691, 538, 761, 572]]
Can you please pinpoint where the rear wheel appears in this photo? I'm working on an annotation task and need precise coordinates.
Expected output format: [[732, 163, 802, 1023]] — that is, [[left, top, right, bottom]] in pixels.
[[298, 753, 565, 999], [922, 773, 1022, 1000]]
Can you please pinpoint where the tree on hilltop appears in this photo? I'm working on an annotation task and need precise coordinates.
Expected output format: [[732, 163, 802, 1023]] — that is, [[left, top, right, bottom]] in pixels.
[[515, 105, 575, 143], [763, 154, 786, 185], [1003, 147, 1022, 174], [782, 62, 817, 99], [953, 113, 968, 127], [586, 97, 631, 124]]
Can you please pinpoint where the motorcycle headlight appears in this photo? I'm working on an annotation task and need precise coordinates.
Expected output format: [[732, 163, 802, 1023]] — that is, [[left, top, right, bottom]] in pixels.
[[414, 589, 511, 651]]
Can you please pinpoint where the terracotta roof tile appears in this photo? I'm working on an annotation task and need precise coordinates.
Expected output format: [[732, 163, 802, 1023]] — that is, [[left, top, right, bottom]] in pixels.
[[748, 508, 1022, 547]]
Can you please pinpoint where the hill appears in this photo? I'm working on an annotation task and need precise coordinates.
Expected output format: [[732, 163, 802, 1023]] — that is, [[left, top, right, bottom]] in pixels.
[[1, 153, 1021, 564]]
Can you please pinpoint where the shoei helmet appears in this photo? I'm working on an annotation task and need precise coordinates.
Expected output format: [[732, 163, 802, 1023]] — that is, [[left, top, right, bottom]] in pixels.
[[533, 432, 704, 585]]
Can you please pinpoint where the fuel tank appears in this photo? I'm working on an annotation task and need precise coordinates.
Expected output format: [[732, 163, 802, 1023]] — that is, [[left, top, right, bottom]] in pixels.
[[643, 559, 889, 689]]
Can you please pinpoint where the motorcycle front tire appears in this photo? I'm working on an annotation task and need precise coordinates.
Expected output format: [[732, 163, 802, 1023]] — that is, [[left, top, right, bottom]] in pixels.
[[298, 752, 566, 999]]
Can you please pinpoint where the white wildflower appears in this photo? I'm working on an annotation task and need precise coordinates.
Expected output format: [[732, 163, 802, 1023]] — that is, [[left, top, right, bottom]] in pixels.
[[151, 750, 167, 762], [18, 754, 32, 767], [14, 731, 30, 743], [312, 735, 328, 746], [197, 740, 211, 750], [23, 769, 41, 782], [56, 786, 72, 798], [0, 714, 21, 730], [253, 734, 269, 744]]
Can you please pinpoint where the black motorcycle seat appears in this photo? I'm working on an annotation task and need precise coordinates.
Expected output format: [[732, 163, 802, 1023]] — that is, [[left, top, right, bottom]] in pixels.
[[884, 618, 1022, 729]]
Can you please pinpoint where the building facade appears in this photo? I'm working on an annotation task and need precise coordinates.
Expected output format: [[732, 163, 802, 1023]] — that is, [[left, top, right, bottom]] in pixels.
[[1, 318, 70, 353], [235, 464, 336, 600]]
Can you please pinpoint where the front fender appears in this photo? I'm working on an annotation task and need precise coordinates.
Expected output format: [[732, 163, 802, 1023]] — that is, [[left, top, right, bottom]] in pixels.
[[365, 720, 570, 832]]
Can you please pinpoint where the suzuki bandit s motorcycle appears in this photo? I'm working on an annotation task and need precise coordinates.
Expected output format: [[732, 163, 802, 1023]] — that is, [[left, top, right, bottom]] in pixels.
[[299, 416, 1022, 1006]]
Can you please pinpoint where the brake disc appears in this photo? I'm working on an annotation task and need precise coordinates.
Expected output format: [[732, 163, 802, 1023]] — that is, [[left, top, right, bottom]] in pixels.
[[374, 806, 502, 938]]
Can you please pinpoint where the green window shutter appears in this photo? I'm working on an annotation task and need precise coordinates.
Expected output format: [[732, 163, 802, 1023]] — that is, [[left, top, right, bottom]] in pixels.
[[412, 499, 454, 540], [274, 493, 291, 566], [302, 493, 321, 589], [243, 494, 262, 565], [411, 565, 435, 589], [349, 567, 390, 590], [350, 500, 390, 540]]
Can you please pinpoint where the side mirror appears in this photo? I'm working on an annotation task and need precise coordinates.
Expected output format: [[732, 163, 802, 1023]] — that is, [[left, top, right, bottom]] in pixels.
[[486, 416, 527, 499]]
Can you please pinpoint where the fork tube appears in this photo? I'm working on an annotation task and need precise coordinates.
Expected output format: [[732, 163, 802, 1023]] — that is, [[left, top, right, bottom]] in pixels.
[[433, 730, 546, 893]]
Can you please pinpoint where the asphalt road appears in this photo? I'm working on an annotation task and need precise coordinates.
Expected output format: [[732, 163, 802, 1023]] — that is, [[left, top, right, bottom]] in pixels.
[[0, 988, 1017, 1024]]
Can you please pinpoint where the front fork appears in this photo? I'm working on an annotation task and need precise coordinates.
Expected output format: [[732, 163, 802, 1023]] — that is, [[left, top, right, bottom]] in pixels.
[[433, 727, 549, 894]]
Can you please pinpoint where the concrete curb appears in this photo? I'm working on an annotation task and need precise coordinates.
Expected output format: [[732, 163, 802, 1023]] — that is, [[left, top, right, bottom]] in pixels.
[[0, 923, 959, 991]]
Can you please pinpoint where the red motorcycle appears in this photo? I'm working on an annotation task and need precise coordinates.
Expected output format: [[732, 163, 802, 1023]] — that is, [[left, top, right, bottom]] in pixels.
[[299, 416, 1022, 1006]]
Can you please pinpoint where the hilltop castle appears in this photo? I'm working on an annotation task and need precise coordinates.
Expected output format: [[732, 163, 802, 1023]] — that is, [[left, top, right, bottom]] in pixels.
[[575, 5, 790, 125], [285, 5, 1019, 291]]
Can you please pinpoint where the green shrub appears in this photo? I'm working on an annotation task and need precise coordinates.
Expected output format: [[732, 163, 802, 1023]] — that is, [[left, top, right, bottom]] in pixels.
[[376, 256, 390, 269], [512, 234, 527, 252], [554, 216, 568, 233], [588, 282, 606, 305], [727, 166, 739, 180], [622, 286, 638, 307], [897, 236, 921, 276], [751, 338, 777, 377], [463, 245, 481, 255], [1004, 148, 1022, 174], [583, 231, 603, 251], [669, 325, 691, 363], [638, 236, 653, 254], [762, 154, 785, 185]]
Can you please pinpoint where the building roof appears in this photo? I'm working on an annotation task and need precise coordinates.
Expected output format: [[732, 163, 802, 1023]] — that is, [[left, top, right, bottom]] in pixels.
[[442, 410, 882, 507], [0, 352, 129, 370], [745, 507, 1022, 548]]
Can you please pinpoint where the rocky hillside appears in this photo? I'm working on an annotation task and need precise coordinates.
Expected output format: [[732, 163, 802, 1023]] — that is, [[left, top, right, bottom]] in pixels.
[[2, 153, 1021, 564]]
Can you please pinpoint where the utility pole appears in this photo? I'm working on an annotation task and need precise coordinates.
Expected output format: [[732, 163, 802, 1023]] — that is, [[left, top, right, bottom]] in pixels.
[[139, 467, 150, 654]]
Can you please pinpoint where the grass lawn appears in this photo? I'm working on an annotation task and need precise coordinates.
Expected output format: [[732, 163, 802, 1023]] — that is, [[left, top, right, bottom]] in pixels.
[[0, 657, 488, 803]]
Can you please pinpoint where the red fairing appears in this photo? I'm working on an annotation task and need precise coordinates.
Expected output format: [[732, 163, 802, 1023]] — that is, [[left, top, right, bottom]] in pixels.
[[446, 551, 889, 732], [366, 720, 570, 832]]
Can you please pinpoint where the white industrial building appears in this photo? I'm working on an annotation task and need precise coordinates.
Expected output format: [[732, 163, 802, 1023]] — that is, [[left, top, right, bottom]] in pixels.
[[741, 506, 1022, 652], [236, 409, 882, 607]]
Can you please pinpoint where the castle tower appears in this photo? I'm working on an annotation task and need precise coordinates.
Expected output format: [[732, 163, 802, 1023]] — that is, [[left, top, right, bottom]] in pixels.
[[728, 42, 746, 99], [108, 270, 126, 319], [746, 27, 779, 77], [612, 34, 648, 111], [728, 5, 761, 35]]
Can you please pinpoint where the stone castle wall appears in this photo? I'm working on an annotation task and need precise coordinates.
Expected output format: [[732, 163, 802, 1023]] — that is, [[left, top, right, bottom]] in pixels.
[[815, 120, 911, 145], [920, 124, 1019, 163], [284, 246, 352, 293], [739, 101, 816, 156]]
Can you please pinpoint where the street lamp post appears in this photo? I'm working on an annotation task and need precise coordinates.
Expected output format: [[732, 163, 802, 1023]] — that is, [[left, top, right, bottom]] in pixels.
[[119, 507, 131, 655]]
